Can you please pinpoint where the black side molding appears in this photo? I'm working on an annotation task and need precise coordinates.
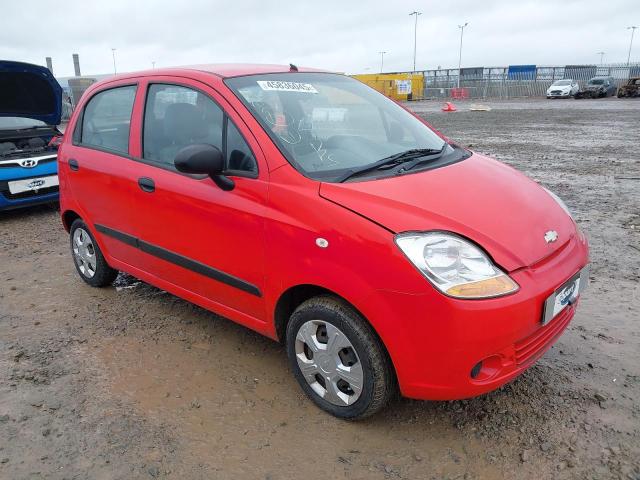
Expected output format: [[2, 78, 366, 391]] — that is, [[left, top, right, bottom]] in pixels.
[[95, 224, 138, 248], [94, 224, 261, 297]]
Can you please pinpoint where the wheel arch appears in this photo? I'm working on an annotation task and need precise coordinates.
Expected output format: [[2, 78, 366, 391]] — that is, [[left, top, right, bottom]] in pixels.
[[273, 283, 398, 379], [61, 209, 82, 232]]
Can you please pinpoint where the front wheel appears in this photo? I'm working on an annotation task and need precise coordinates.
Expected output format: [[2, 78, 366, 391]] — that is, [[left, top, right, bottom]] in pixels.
[[286, 296, 396, 419], [70, 219, 118, 287]]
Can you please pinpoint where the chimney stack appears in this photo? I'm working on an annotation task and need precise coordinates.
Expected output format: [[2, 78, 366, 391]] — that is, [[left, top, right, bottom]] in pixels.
[[72, 53, 81, 76]]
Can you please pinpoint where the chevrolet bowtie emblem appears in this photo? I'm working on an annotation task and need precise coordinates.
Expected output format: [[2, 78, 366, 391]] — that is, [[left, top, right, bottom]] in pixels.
[[544, 230, 559, 243]]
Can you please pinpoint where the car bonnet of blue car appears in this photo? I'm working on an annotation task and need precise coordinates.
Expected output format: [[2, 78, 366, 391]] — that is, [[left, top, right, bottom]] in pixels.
[[0, 60, 63, 126]]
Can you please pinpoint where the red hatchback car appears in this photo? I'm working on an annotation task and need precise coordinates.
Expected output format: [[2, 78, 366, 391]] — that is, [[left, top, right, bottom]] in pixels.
[[58, 64, 589, 419]]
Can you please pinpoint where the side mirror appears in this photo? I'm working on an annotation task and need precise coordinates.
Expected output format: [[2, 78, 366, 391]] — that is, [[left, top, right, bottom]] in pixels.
[[174, 144, 234, 191]]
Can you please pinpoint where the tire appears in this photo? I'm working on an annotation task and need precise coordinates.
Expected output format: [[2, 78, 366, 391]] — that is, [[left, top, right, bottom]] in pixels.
[[69, 219, 118, 287], [286, 296, 396, 419]]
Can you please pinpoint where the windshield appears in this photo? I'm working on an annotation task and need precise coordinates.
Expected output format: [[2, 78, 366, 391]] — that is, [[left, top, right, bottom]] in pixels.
[[552, 80, 572, 86], [0, 117, 48, 130], [589, 79, 605, 85], [226, 73, 449, 181]]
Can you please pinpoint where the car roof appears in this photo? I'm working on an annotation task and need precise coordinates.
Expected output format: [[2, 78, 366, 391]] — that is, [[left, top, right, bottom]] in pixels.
[[107, 63, 330, 81], [79, 64, 337, 106], [185, 63, 329, 77]]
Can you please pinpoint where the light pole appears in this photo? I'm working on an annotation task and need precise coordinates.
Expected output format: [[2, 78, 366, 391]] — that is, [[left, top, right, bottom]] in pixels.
[[627, 26, 638, 66], [409, 11, 422, 72], [379, 51, 387, 73], [111, 48, 117, 74], [152, 61, 156, 69], [457, 22, 469, 88], [597, 51, 605, 65]]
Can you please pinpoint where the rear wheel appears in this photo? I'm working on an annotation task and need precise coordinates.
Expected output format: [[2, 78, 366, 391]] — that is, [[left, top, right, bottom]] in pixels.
[[286, 296, 396, 419], [70, 219, 118, 287]]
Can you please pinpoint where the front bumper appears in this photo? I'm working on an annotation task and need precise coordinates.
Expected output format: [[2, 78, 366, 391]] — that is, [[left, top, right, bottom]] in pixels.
[[365, 232, 589, 400], [547, 91, 572, 98], [0, 161, 59, 210]]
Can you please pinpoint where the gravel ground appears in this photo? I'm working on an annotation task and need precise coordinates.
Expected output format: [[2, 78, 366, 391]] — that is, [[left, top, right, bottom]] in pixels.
[[0, 97, 639, 479]]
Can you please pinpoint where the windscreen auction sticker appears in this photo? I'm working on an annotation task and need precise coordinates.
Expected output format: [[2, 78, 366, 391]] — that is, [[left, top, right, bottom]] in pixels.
[[257, 81, 318, 93]]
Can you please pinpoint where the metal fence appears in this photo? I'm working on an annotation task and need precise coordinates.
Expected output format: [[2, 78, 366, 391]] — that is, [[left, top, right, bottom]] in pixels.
[[396, 63, 640, 100]]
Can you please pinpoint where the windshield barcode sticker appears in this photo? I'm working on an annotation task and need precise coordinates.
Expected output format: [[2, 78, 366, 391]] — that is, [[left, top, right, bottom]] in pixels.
[[257, 81, 318, 94]]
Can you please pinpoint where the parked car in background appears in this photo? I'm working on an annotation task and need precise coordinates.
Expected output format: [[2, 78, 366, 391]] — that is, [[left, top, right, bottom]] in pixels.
[[575, 76, 617, 99], [617, 77, 640, 98], [546, 79, 579, 98], [58, 64, 589, 419], [0, 60, 63, 210]]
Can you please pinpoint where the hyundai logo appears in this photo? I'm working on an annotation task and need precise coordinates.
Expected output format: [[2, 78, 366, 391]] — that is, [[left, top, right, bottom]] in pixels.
[[19, 159, 38, 168], [544, 230, 559, 243]]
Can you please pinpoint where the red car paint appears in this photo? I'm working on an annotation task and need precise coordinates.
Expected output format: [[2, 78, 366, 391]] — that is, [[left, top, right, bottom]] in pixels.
[[58, 65, 589, 400]]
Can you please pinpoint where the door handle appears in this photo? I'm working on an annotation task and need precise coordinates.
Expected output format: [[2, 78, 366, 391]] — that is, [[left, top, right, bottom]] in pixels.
[[69, 159, 79, 171], [138, 177, 155, 193]]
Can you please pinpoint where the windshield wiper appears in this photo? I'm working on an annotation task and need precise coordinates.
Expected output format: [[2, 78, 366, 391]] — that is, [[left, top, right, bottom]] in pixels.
[[337, 146, 447, 182], [394, 144, 448, 174]]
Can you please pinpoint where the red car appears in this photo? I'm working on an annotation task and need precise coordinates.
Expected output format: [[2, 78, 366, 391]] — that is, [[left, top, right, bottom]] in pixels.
[[58, 64, 589, 419]]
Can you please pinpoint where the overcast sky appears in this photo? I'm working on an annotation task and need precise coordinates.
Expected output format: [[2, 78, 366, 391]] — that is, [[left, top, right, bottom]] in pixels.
[[1, 0, 639, 77]]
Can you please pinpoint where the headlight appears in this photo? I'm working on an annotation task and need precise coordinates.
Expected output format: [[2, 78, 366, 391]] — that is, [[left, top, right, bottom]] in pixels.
[[395, 232, 519, 299], [543, 187, 572, 218]]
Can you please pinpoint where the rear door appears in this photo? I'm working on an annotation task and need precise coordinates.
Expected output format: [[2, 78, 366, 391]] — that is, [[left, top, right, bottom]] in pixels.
[[62, 82, 141, 264], [127, 78, 268, 323]]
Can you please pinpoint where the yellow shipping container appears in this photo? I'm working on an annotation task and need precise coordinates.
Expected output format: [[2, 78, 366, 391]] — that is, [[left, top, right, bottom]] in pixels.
[[351, 73, 424, 101]]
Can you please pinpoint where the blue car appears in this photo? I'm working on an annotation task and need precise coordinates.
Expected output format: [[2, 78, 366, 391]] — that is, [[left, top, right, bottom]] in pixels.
[[0, 60, 63, 210]]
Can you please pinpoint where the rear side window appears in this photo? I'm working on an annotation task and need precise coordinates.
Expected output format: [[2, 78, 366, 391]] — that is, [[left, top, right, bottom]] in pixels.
[[143, 84, 223, 165], [80, 86, 136, 154]]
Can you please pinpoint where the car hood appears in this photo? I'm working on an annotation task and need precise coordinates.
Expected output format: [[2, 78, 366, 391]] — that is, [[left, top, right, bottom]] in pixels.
[[319, 153, 576, 272], [0, 60, 62, 125]]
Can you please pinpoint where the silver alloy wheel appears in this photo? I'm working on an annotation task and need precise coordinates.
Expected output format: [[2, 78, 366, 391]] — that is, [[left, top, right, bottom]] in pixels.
[[295, 320, 364, 406], [72, 228, 97, 278]]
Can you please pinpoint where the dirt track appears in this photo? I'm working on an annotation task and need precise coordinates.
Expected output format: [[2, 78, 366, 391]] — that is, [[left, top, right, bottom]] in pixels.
[[1, 98, 639, 479]]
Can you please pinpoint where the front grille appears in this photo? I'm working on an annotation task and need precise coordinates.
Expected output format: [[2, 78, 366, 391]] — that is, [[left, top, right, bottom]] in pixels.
[[0, 155, 57, 168], [514, 306, 573, 366], [550, 90, 563, 94]]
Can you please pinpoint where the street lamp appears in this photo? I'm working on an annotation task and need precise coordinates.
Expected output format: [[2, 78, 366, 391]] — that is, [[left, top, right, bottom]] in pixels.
[[627, 26, 638, 66], [457, 22, 469, 88], [378, 51, 387, 73], [409, 11, 422, 72], [152, 61, 156, 69], [111, 48, 117, 74], [597, 51, 605, 65]]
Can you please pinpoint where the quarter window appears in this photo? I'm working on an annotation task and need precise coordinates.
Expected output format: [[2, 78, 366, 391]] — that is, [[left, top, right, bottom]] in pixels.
[[80, 86, 136, 154], [143, 84, 223, 165], [226, 120, 257, 174]]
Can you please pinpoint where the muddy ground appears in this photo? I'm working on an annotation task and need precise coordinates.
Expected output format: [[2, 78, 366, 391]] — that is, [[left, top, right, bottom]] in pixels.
[[1, 98, 639, 479]]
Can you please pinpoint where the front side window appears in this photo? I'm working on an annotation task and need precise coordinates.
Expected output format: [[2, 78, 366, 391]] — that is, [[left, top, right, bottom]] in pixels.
[[80, 85, 136, 154], [226, 73, 456, 182], [143, 84, 223, 165]]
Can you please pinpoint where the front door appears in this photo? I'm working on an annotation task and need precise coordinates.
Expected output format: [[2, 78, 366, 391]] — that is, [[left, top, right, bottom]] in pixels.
[[128, 79, 268, 325]]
